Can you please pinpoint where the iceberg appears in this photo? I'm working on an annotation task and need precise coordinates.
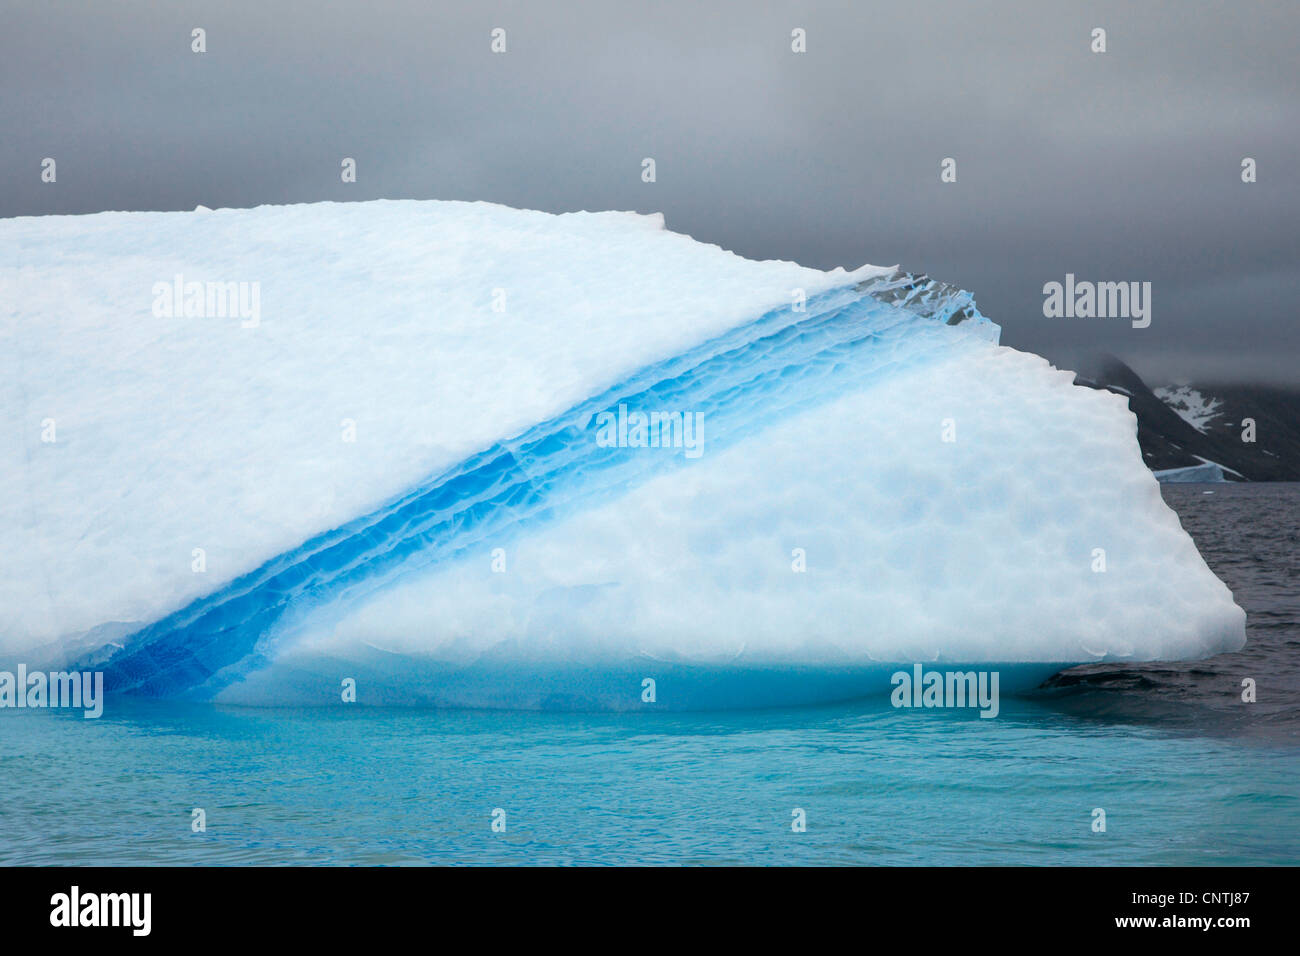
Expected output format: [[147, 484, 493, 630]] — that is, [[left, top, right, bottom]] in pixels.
[[1153, 460, 1233, 483], [0, 200, 1245, 709]]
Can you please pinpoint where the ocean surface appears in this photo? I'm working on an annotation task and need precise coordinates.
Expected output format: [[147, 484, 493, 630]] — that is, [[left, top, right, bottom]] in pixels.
[[1, 482, 1296, 866]]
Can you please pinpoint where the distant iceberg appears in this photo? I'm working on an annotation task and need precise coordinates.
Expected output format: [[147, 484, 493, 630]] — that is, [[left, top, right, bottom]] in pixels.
[[1153, 459, 1234, 483], [0, 200, 1245, 708]]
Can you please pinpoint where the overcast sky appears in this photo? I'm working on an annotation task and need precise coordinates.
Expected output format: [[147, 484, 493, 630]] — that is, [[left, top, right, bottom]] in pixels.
[[3, 0, 1297, 384]]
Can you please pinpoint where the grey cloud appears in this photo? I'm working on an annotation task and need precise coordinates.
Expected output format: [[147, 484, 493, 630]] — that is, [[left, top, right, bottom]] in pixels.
[[2, 0, 1296, 383]]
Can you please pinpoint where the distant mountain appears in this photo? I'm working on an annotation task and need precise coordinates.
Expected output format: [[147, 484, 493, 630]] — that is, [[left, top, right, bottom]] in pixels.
[[1067, 353, 1300, 481]]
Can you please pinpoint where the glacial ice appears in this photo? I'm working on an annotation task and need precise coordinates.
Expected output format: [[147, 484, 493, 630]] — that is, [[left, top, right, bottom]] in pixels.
[[1153, 460, 1230, 483], [0, 200, 1246, 708]]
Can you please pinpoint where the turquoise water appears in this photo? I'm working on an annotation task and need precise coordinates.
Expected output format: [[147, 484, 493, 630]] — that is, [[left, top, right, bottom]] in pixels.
[[3, 483, 1296, 866], [1, 697, 1295, 865]]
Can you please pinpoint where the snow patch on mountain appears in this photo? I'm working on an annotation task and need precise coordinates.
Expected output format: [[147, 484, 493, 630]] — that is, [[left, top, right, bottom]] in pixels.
[[1154, 385, 1224, 434]]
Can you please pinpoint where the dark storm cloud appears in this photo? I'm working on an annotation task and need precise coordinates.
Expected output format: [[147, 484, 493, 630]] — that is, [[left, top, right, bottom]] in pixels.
[[2, 0, 1297, 383]]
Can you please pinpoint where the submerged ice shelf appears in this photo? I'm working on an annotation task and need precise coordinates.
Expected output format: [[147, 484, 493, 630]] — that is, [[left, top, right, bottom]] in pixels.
[[1, 199, 1245, 709]]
